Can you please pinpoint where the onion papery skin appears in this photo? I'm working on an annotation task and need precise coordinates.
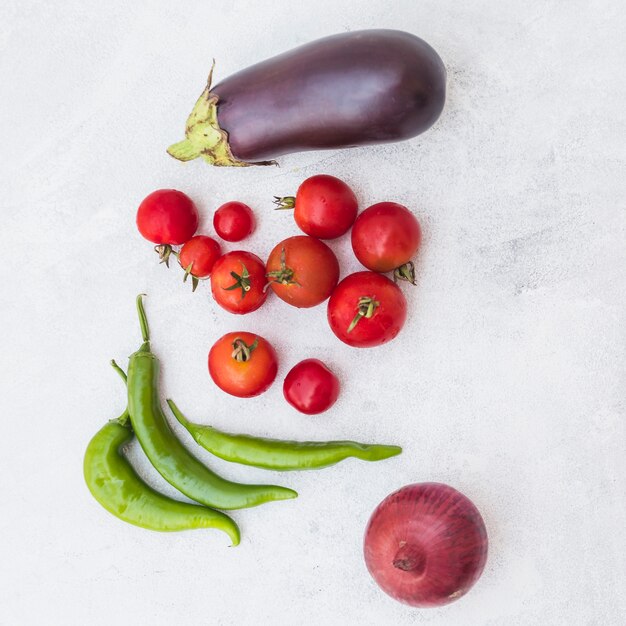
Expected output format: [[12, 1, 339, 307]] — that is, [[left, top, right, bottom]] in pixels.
[[363, 483, 488, 607]]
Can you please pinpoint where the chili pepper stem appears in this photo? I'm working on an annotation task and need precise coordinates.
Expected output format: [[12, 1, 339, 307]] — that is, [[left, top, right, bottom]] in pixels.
[[108, 360, 130, 427], [110, 359, 127, 383], [166, 399, 198, 435], [136, 294, 150, 344], [166, 399, 188, 425]]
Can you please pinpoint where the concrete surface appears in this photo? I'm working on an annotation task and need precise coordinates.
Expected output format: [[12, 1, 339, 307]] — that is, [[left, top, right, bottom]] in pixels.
[[1, 1, 625, 624]]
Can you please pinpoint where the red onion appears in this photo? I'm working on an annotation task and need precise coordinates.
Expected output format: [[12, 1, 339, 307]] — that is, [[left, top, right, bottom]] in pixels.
[[363, 483, 488, 607]]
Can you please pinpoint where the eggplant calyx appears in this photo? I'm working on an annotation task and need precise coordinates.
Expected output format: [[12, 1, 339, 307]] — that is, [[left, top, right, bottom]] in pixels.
[[167, 62, 276, 168]]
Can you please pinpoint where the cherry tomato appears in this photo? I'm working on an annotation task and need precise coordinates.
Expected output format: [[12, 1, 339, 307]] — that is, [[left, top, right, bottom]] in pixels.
[[136, 189, 199, 245], [208, 332, 278, 398], [327, 271, 407, 348], [275, 175, 358, 239], [210, 251, 268, 314], [213, 201, 255, 242], [266, 236, 339, 308], [283, 359, 340, 415], [351, 202, 421, 281], [179, 236, 222, 278]]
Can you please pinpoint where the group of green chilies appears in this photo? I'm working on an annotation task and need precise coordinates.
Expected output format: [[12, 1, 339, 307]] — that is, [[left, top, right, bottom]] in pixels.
[[83, 295, 402, 546]]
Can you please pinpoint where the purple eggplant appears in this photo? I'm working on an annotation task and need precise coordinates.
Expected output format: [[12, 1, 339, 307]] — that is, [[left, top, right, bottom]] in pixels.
[[167, 29, 446, 167]]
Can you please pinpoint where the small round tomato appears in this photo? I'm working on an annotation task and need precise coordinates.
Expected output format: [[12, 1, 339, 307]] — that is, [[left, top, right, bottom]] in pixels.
[[209, 332, 278, 398], [136, 189, 199, 245], [327, 271, 407, 348], [179, 236, 221, 278], [351, 202, 421, 282], [275, 175, 358, 239], [210, 251, 268, 314], [213, 201, 255, 242], [283, 359, 340, 415], [266, 236, 339, 308]]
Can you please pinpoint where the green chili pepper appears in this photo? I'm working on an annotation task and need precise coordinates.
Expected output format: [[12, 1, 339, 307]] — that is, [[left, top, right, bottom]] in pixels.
[[127, 295, 297, 509], [83, 410, 240, 544], [167, 399, 403, 471]]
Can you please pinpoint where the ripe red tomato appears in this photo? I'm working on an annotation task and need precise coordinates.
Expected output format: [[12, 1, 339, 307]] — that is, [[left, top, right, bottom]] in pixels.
[[351, 202, 421, 281], [213, 201, 255, 242], [266, 236, 339, 308], [136, 189, 199, 245], [283, 359, 340, 415], [208, 332, 278, 398], [275, 175, 358, 239], [327, 271, 407, 348], [210, 251, 268, 314], [179, 236, 222, 279]]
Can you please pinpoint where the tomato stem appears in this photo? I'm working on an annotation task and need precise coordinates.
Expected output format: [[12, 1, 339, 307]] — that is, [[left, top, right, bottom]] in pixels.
[[231, 337, 259, 362], [393, 261, 416, 286], [273, 196, 296, 210], [181, 262, 200, 292], [223, 263, 251, 299], [154, 244, 178, 267], [347, 296, 380, 333], [266, 247, 300, 288]]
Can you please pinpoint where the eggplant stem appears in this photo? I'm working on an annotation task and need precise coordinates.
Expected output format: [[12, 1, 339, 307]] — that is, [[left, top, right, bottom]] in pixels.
[[167, 64, 277, 168]]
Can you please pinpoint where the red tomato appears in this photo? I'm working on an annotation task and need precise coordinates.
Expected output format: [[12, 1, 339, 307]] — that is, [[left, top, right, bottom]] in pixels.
[[179, 236, 221, 278], [210, 251, 268, 314], [275, 175, 358, 239], [136, 189, 199, 245], [208, 332, 277, 398], [283, 359, 340, 415], [327, 271, 407, 348], [213, 201, 255, 242], [351, 202, 421, 279], [266, 236, 339, 308]]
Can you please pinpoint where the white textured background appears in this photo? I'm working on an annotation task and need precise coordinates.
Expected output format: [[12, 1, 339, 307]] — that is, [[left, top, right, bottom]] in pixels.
[[1, 1, 625, 624]]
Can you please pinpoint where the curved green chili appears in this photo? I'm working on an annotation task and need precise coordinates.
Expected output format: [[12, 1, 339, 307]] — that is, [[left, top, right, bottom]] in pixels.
[[167, 399, 402, 471], [83, 411, 240, 544], [127, 295, 297, 509]]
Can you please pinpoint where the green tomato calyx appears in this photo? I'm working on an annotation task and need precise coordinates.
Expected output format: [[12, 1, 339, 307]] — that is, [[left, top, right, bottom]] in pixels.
[[273, 196, 296, 210], [393, 261, 416, 286], [347, 296, 380, 333], [231, 337, 259, 362], [266, 247, 300, 288], [223, 263, 251, 299]]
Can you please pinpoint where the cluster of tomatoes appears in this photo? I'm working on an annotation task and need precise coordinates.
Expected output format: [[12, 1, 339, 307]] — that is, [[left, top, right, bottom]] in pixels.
[[136, 175, 421, 414]]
